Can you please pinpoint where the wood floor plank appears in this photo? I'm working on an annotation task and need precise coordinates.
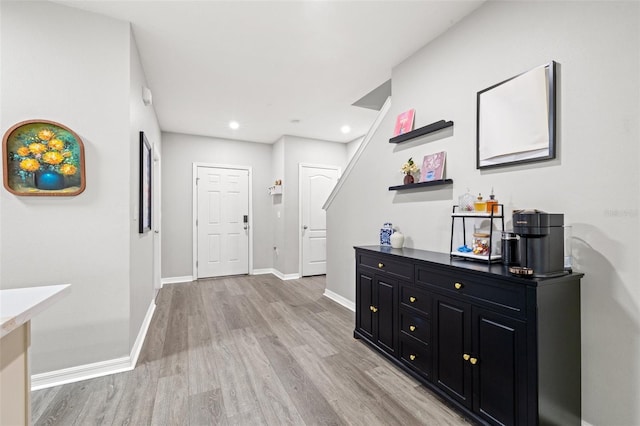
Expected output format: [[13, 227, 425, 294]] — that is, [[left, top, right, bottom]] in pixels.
[[188, 388, 227, 426], [257, 333, 342, 425], [231, 327, 306, 425], [151, 373, 188, 425]]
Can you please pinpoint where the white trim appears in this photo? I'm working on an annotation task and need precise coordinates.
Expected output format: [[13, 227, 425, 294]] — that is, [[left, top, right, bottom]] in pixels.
[[31, 356, 133, 391], [161, 276, 194, 286], [323, 96, 391, 210], [251, 268, 274, 275], [192, 163, 253, 279], [129, 300, 156, 368], [31, 298, 158, 391], [323, 289, 355, 312], [298, 163, 341, 277], [271, 269, 301, 281]]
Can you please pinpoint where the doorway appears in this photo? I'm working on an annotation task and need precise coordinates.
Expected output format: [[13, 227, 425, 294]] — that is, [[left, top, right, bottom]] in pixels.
[[299, 163, 341, 277], [193, 164, 252, 279]]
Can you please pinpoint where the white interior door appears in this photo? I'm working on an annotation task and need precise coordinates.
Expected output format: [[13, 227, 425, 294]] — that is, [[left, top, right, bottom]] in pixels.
[[197, 166, 249, 278], [300, 164, 340, 277], [152, 148, 161, 293]]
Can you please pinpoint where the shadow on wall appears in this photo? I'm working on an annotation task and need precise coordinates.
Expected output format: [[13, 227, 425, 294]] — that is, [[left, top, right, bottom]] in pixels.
[[573, 223, 639, 425]]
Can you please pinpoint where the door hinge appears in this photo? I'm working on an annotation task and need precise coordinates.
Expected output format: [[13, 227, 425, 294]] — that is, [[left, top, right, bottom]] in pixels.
[[196, 177, 200, 185], [196, 260, 198, 267], [196, 219, 198, 226]]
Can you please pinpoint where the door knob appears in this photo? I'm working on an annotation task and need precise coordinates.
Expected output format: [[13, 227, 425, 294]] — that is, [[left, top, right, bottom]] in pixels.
[[454, 282, 463, 290], [409, 325, 416, 332], [463, 353, 470, 361], [409, 296, 416, 303], [303, 225, 308, 230], [409, 354, 416, 361], [470, 357, 478, 365]]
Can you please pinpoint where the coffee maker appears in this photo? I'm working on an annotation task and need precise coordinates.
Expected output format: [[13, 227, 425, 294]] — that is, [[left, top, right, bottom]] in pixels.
[[512, 210, 565, 277]]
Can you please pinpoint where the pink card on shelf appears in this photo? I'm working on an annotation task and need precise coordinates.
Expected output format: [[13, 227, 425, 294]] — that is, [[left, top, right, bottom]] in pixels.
[[393, 109, 415, 136], [420, 151, 446, 182]]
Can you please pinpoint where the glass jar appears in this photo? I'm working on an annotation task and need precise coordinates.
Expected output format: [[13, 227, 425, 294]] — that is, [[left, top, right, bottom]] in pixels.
[[472, 232, 490, 256]]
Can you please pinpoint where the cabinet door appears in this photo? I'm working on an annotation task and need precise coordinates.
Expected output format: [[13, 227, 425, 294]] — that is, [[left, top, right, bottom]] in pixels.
[[434, 295, 472, 408], [472, 307, 527, 426], [375, 276, 397, 354], [356, 271, 374, 340]]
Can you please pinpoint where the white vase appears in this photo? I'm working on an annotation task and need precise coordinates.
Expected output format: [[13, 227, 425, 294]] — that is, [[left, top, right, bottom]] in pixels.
[[390, 231, 404, 248]]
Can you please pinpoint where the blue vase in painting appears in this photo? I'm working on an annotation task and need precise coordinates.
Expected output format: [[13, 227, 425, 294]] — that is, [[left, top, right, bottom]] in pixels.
[[35, 170, 65, 190], [380, 222, 393, 246]]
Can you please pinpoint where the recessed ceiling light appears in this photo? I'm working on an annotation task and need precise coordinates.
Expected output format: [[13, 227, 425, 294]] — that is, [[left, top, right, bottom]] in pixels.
[[341, 125, 351, 134], [229, 121, 239, 130]]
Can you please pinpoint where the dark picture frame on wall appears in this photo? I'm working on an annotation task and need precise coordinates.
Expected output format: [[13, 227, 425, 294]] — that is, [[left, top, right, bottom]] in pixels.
[[477, 61, 557, 169], [139, 131, 152, 234]]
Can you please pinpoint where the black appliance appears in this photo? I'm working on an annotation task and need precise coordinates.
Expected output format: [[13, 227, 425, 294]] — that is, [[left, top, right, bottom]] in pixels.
[[512, 209, 565, 277]]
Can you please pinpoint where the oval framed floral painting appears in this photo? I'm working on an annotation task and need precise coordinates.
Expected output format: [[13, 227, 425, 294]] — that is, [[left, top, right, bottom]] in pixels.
[[3, 120, 86, 196]]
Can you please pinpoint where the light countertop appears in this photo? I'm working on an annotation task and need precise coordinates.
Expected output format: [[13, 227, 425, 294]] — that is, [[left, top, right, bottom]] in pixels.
[[0, 284, 71, 338]]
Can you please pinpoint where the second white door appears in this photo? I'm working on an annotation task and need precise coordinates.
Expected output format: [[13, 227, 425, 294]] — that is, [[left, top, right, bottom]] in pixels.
[[300, 164, 340, 277], [196, 166, 249, 278]]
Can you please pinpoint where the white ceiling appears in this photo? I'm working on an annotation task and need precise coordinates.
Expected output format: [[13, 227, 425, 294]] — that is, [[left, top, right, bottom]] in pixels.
[[54, 0, 484, 144]]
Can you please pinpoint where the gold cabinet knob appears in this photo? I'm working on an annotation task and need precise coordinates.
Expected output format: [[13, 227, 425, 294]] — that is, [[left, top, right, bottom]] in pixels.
[[409, 354, 416, 361], [463, 353, 470, 361], [409, 325, 416, 332], [369, 305, 374, 311], [371, 306, 378, 313], [409, 296, 416, 303], [454, 282, 463, 290], [470, 357, 478, 365], [378, 262, 384, 268]]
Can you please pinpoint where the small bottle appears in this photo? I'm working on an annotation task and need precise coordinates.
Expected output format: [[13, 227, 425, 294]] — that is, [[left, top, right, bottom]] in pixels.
[[474, 193, 486, 212], [486, 188, 498, 214]]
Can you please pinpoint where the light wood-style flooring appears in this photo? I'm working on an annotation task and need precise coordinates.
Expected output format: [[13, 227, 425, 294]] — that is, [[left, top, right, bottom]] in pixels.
[[31, 274, 470, 425]]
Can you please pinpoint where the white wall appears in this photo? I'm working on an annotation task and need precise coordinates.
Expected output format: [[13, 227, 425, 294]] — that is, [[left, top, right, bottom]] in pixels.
[[129, 33, 162, 345], [271, 137, 285, 273], [326, 2, 639, 425], [0, 1, 141, 373], [160, 132, 273, 278]]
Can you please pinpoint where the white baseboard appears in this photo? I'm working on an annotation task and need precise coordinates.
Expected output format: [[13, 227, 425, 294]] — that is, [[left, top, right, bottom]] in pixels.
[[31, 356, 133, 391], [323, 289, 355, 312], [31, 299, 157, 391], [129, 300, 156, 368], [161, 275, 194, 286], [253, 268, 300, 281]]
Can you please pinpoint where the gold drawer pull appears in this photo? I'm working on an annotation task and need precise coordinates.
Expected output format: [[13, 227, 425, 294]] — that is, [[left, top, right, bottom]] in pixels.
[[470, 357, 478, 365], [409, 296, 416, 303], [378, 262, 384, 268], [409, 354, 416, 361], [409, 325, 416, 332], [371, 306, 378, 313], [454, 282, 463, 290], [463, 353, 470, 361]]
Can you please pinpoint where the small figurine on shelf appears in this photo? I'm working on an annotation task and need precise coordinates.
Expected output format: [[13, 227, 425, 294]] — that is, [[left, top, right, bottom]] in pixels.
[[401, 157, 419, 184], [380, 223, 393, 246]]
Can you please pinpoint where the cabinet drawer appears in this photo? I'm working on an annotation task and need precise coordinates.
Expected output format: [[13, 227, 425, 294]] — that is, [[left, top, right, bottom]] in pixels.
[[416, 266, 526, 315], [400, 285, 431, 318], [399, 336, 431, 379], [400, 309, 431, 345], [358, 253, 413, 282]]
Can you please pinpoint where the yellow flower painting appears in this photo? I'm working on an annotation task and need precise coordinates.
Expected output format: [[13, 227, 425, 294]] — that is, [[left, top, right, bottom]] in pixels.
[[3, 120, 86, 196]]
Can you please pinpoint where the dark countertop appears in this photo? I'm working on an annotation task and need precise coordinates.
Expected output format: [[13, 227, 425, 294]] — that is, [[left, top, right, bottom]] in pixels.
[[355, 245, 583, 286]]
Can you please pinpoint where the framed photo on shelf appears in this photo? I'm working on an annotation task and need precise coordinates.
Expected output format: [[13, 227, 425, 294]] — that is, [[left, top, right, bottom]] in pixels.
[[420, 151, 446, 182], [393, 108, 415, 136], [139, 131, 152, 234]]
